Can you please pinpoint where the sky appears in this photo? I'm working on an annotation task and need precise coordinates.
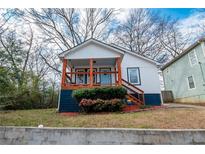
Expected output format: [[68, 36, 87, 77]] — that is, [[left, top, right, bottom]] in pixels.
[[151, 8, 198, 19], [117, 8, 205, 43]]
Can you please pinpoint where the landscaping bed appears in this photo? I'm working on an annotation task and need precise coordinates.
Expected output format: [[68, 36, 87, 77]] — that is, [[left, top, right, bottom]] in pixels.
[[72, 86, 127, 113]]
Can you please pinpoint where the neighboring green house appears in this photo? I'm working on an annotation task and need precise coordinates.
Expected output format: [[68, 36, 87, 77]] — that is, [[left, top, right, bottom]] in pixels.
[[161, 38, 205, 103]]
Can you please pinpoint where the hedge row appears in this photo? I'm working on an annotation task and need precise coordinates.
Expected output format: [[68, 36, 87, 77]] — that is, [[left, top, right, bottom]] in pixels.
[[79, 99, 125, 113], [72, 86, 127, 102]]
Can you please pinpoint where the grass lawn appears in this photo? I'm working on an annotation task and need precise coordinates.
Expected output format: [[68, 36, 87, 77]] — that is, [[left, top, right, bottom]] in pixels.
[[1, 108, 205, 129]]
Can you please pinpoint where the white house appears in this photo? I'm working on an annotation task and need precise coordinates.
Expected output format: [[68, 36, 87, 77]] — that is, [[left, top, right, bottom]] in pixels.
[[58, 39, 162, 112]]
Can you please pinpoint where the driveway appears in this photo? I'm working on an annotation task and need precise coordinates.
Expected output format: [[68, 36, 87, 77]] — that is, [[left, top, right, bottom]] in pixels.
[[164, 103, 205, 109]]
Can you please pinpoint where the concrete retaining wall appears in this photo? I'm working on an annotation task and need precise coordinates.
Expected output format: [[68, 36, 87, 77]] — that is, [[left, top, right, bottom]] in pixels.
[[0, 127, 205, 145]]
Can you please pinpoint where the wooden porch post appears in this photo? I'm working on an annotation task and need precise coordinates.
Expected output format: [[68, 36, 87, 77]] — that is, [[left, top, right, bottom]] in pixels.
[[61, 59, 67, 88], [70, 67, 73, 82], [89, 58, 93, 87], [117, 57, 122, 85], [67, 61, 73, 84], [114, 66, 117, 85]]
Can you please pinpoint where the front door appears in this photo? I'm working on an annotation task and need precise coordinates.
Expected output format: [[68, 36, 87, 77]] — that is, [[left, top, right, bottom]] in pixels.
[[100, 68, 111, 85]]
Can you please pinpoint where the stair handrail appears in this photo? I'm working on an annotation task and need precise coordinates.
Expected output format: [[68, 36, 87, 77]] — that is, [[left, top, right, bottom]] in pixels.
[[122, 78, 145, 105], [127, 94, 143, 104], [122, 83, 139, 95], [122, 78, 144, 94]]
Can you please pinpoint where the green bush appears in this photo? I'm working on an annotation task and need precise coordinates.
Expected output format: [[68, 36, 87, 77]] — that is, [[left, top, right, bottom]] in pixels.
[[2, 89, 58, 110], [72, 86, 127, 102], [79, 98, 125, 113]]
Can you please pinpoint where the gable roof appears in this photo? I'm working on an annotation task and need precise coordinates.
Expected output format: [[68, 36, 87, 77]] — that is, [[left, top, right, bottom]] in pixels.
[[161, 38, 205, 71], [58, 38, 157, 64]]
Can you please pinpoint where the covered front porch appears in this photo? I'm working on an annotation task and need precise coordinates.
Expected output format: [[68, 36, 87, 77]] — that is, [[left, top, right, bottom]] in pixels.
[[61, 57, 122, 90]]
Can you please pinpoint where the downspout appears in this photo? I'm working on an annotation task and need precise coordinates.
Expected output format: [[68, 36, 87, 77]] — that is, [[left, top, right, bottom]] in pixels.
[[200, 42, 205, 88], [199, 62, 205, 86], [57, 87, 61, 112]]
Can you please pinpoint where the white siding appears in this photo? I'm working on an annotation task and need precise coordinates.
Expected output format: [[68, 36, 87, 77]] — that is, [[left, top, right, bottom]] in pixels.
[[65, 42, 161, 94], [65, 44, 122, 59], [121, 53, 161, 93]]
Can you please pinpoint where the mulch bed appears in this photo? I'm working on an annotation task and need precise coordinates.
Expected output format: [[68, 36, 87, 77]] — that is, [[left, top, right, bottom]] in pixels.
[[60, 112, 79, 116]]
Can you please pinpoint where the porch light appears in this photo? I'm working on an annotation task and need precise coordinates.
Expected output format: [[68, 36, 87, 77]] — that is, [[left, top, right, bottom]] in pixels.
[[93, 60, 96, 64]]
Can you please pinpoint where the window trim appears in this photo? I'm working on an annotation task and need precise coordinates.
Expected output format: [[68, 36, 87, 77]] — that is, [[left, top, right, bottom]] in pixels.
[[188, 49, 198, 67], [187, 75, 196, 90], [127, 67, 141, 85]]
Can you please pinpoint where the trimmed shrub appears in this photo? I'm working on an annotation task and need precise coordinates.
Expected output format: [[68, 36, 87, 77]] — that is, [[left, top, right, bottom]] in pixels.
[[79, 98, 125, 113], [72, 86, 127, 102]]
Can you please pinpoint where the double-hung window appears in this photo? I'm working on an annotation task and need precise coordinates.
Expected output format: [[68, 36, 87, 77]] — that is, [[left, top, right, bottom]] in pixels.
[[189, 50, 198, 66], [127, 67, 141, 85], [187, 76, 195, 89]]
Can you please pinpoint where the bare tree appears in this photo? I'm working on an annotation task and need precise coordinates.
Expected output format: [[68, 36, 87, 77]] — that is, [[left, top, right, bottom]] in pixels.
[[0, 9, 11, 35], [21, 8, 116, 48], [112, 9, 190, 63], [27, 42, 50, 79], [158, 18, 190, 58], [112, 9, 164, 61], [16, 8, 116, 73]]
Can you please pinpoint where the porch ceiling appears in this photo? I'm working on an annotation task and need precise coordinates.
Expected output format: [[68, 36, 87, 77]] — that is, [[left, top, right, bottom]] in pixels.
[[69, 58, 116, 67]]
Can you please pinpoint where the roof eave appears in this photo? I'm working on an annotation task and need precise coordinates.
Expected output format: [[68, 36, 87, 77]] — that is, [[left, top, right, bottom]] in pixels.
[[161, 38, 205, 71]]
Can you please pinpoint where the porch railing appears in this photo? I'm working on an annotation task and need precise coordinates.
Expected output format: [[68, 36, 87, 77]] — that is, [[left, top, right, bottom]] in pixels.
[[63, 70, 120, 89]]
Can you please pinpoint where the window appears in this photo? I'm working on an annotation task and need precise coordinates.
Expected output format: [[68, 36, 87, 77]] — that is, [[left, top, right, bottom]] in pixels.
[[127, 67, 141, 85], [189, 50, 198, 66], [76, 69, 86, 84], [187, 76, 195, 89]]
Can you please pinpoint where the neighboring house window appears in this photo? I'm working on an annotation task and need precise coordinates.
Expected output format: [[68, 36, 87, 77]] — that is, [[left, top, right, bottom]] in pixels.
[[187, 76, 195, 89], [127, 67, 141, 85], [189, 50, 198, 66]]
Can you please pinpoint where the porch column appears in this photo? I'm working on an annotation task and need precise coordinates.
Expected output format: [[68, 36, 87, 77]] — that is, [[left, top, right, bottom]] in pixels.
[[70, 68, 73, 81], [114, 66, 117, 85], [89, 58, 93, 87], [61, 58, 67, 88], [117, 57, 122, 85], [68, 61, 74, 84]]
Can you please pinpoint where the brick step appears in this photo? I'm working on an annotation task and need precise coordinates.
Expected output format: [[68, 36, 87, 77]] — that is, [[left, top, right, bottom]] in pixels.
[[122, 104, 139, 112]]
